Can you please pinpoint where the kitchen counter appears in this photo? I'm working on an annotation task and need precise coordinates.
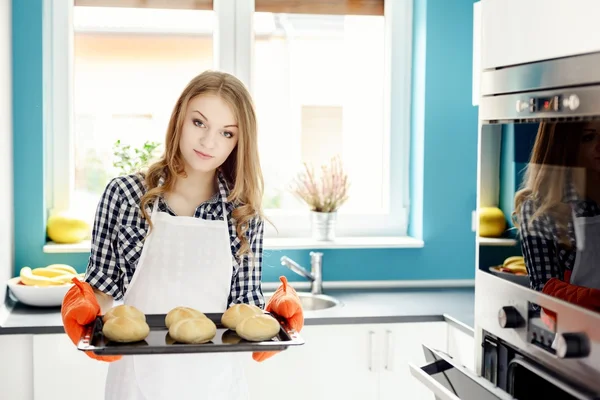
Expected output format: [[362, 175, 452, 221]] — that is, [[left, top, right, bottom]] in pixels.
[[0, 287, 475, 336]]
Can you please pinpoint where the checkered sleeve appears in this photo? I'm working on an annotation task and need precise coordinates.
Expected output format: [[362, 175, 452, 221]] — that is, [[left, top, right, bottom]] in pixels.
[[228, 216, 265, 309], [518, 199, 563, 291], [84, 178, 124, 299]]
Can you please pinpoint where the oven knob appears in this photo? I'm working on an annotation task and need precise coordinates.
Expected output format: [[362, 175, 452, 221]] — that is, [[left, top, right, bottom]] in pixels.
[[556, 333, 590, 359], [563, 94, 580, 111], [498, 306, 523, 328], [515, 100, 528, 112]]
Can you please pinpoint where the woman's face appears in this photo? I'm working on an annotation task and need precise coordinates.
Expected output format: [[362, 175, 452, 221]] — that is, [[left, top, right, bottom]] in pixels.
[[178, 94, 239, 174], [578, 121, 600, 174]]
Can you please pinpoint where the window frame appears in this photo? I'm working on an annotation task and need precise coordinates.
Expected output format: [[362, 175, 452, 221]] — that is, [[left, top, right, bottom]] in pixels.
[[44, 0, 413, 241]]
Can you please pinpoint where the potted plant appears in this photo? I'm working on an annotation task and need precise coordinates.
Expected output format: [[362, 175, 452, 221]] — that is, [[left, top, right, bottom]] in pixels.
[[291, 155, 350, 241]]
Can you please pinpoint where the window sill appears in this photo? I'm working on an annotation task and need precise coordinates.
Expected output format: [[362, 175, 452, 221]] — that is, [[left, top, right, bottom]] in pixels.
[[477, 237, 518, 247], [43, 236, 424, 254]]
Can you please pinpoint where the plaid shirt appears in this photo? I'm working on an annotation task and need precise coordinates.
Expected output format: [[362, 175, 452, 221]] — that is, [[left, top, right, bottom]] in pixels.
[[84, 171, 265, 308], [518, 183, 600, 291]]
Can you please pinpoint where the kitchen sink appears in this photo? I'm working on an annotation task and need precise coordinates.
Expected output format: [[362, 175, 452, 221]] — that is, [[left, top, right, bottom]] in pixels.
[[263, 292, 341, 311]]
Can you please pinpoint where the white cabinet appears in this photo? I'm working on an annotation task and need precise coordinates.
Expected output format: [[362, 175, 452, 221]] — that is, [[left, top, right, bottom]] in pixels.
[[447, 324, 475, 372], [32, 334, 108, 400], [378, 322, 448, 400], [245, 322, 449, 400], [245, 324, 379, 400], [0, 334, 34, 400]]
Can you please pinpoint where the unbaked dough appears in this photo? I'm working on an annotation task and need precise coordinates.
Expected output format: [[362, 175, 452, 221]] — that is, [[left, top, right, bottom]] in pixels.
[[102, 316, 150, 343], [169, 318, 217, 344], [221, 304, 263, 330], [235, 314, 280, 342], [165, 306, 207, 328], [102, 304, 146, 324]]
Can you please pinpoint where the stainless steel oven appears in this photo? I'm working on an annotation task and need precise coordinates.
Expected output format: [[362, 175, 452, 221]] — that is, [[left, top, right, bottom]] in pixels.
[[410, 51, 600, 399]]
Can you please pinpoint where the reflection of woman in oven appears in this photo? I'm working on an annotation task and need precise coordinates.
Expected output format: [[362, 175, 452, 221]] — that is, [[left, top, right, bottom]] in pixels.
[[513, 121, 600, 311]]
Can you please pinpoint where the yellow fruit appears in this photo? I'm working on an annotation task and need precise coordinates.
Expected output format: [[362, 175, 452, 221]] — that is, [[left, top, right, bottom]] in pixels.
[[47, 212, 90, 244], [479, 207, 507, 238], [31, 267, 66, 278], [19, 267, 69, 287], [45, 264, 77, 275], [503, 256, 524, 268]]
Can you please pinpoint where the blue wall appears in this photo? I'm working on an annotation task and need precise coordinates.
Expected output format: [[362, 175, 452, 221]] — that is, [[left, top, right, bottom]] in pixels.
[[12, 0, 479, 283]]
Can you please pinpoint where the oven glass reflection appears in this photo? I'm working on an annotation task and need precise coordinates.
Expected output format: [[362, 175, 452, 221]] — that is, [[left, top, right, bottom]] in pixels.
[[478, 120, 600, 313]]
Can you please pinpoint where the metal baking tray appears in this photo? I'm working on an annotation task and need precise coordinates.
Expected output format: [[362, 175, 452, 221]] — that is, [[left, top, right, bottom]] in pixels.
[[77, 312, 305, 356]]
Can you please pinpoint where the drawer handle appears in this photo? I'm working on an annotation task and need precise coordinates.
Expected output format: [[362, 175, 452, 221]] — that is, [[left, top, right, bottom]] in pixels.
[[368, 331, 375, 371], [385, 330, 393, 371]]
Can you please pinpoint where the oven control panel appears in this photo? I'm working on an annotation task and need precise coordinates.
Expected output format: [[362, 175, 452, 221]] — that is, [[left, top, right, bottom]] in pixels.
[[497, 303, 591, 359], [515, 94, 580, 114]]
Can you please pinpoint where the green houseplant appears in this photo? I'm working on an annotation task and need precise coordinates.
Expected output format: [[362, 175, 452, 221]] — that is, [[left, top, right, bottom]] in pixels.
[[112, 139, 161, 176]]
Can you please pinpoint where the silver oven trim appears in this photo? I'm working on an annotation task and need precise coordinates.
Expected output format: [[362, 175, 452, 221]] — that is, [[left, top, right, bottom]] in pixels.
[[480, 51, 600, 96], [479, 84, 600, 123], [474, 271, 600, 394]]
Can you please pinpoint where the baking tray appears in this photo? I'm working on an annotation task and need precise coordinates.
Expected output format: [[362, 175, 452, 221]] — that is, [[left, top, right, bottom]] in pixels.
[[77, 312, 304, 356]]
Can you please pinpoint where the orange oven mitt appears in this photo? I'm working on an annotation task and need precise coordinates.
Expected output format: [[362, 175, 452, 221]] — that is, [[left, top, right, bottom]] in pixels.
[[542, 277, 600, 312], [253, 276, 304, 362], [61, 278, 121, 362]]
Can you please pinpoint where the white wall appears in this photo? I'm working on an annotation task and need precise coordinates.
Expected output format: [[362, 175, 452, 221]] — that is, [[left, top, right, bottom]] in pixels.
[[0, 0, 13, 302]]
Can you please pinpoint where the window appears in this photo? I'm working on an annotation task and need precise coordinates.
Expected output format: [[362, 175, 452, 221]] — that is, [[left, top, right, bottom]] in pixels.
[[45, 0, 412, 242]]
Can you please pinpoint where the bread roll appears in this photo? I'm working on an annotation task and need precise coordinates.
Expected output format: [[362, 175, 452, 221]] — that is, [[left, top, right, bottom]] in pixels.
[[102, 316, 150, 343], [165, 306, 207, 328], [169, 318, 217, 344], [236, 314, 280, 342], [102, 304, 146, 324], [221, 304, 263, 330]]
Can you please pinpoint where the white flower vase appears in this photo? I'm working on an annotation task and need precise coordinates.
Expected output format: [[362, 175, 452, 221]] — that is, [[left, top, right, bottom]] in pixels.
[[311, 211, 337, 241]]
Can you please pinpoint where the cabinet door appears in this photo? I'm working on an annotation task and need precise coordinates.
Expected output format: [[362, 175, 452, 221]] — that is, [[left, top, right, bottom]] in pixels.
[[447, 324, 475, 372], [245, 324, 380, 400], [379, 322, 448, 400], [0, 334, 34, 400], [33, 334, 108, 400]]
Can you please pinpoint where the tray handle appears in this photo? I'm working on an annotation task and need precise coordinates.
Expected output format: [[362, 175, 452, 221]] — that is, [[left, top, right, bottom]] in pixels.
[[268, 311, 304, 344], [77, 322, 96, 351]]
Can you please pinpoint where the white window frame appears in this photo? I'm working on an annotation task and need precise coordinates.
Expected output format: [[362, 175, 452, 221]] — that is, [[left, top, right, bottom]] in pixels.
[[44, 0, 413, 242]]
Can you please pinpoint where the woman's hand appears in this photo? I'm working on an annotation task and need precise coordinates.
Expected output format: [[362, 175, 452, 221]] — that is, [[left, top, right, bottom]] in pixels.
[[61, 278, 121, 362], [252, 276, 304, 362]]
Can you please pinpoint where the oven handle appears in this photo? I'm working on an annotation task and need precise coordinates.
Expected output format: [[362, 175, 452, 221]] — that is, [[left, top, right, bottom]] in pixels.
[[408, 361, 462, 400], [507, 357, 597, 400]]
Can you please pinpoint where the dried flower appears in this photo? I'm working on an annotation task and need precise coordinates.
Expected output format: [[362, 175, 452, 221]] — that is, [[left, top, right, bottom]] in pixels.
[[290, 155, 350, 213]]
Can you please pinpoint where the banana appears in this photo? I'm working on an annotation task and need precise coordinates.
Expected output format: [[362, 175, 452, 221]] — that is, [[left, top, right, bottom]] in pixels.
[[19, 266, 75, 287], [503, 256, 524, 268], [31, 267, 66, 278], [45, 264, 77, 275]]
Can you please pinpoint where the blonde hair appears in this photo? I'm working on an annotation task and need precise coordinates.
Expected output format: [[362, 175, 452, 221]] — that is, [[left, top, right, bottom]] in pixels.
[[512, 121, 587, 247], [139, 70, 264, 256]]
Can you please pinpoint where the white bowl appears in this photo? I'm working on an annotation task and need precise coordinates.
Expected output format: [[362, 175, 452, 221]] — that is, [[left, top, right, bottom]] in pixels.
[[6, 277, 75, 307]]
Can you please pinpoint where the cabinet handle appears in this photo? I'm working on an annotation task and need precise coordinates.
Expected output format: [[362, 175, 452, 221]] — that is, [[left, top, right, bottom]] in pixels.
[[385, 330, 393, 371], [368, 330, 375, 371]]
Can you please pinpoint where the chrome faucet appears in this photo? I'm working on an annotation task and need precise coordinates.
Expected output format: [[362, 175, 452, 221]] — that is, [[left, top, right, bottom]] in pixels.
[[280, 252, 323, 295]]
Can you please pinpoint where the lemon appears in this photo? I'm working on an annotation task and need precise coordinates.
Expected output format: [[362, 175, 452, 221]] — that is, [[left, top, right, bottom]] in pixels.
[[479, 207, 507, 238], [47, 212, 90, 244]]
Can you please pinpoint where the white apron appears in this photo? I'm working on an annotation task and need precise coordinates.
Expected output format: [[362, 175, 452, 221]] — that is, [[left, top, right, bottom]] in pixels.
[[571, 210, 600, 290], [104, 195, 248, 400]]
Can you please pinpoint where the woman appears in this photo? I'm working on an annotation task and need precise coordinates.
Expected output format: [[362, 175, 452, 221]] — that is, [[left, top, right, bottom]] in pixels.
[[513, 120, 600, 311], [61, 71, 303, 399]]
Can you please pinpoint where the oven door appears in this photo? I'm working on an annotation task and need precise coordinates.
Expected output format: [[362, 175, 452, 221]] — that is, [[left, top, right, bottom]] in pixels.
[[409, 345, 515, 400], [411, 344, 600, 400]]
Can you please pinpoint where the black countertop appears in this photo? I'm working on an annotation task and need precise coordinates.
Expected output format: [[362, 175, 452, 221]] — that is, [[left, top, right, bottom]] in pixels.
[[0, 287, 475, 336]]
